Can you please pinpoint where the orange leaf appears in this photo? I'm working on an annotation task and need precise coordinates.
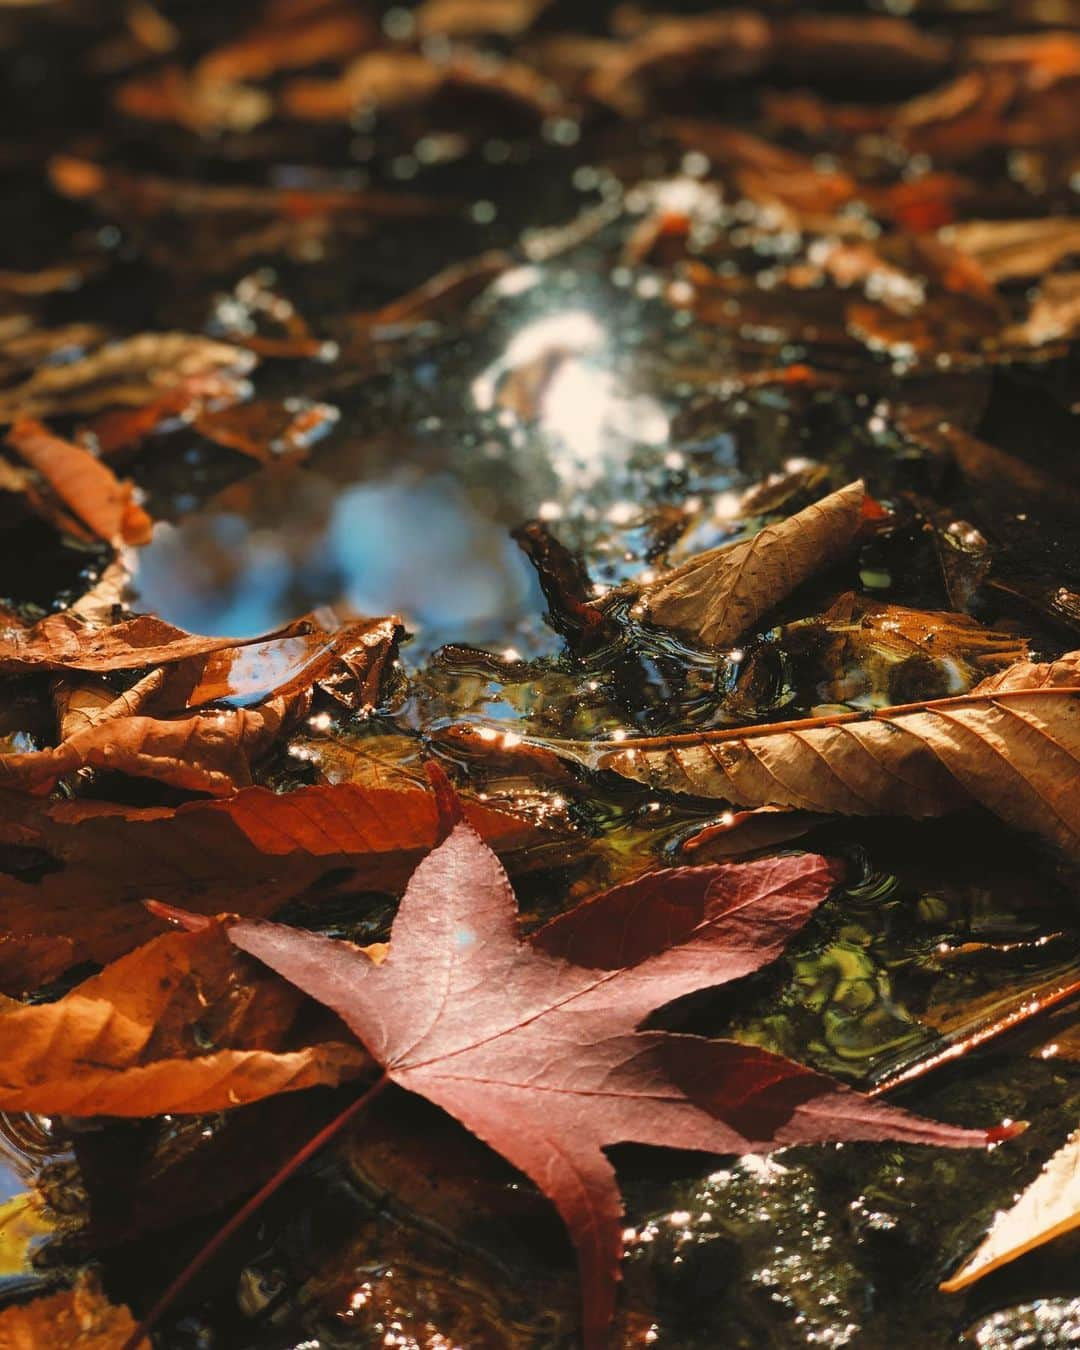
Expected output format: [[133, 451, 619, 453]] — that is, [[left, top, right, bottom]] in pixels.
[[6, 419, 151, 546]]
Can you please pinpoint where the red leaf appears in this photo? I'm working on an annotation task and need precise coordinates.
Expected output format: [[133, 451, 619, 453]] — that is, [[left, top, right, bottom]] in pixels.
[[230, 825, 994, 1347]]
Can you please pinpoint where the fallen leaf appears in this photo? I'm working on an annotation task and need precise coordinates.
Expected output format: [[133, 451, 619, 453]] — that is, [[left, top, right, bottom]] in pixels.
[[612, 480, 866, 648], [1002, 273, 1080, 347], [195, 0, 374, 86], [679, 807, 825, 861], [192, 398, 339, 463], [938, 217, 1080, 285], [0, 1273, 136, 1348], [182, 612, 401, 710], [5, 419, 152, 546], [0, 332, 253, 423], [0, 692, 303, 797], [0, 780, 566, 981], [230, 819, 997, 1348], [0, 611, 312, 675], [114, 64, 273, 133], [342, 249, 511, 344], [0, 921, 369, 1115], [585, 12, 772, 117], [553, 650, 1080, 863], [941, 1125, 1080, 1293]]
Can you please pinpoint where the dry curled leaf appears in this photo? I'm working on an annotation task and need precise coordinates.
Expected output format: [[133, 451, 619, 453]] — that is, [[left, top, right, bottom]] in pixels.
[[5, 419, 152, 546], [0, 921, 369, 1115], [183, 613, 401, 711], [0, 691, 301, 796], [552, 651, 1080, 863], [615, 480, 866, 648]]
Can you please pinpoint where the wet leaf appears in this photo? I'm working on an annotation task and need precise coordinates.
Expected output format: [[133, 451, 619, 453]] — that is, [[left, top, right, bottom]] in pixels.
[[0, 332, 252, 423], [0, 691, 303, 796], [614, 480, 865, 649], [5, 419, 152, 547], [554, 651, 1080, 863], [0, 611, 311, 675], [0, 921, 369, 1115], [230, 818, 998, 1349], [0, 780, 564, 981]]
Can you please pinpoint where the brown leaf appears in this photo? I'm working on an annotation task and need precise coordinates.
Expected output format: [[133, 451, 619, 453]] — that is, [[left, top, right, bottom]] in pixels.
[[0, 611, 312, 674], [342, 250, 511, 343], [5, 419, 152, 546], [0, 1273, 136, 1349], [585, 13, 771, 117], [616, 480, 866, 648], [938, 217, 1080, 285], [192, 398, 339, 463], [195, 1, 375, 86], [0, 781, 568, 982], [0, 331, 252, 423], [679, 807, 825, 861], [183, 613, 401, 711], [554, 651, 1080, 863], [114, 64, 273, 133], [0, 921, 369, 1115], [414, 0, 548, 39], [0, 693, 301, 796], [1002, 273, 1080, 348]]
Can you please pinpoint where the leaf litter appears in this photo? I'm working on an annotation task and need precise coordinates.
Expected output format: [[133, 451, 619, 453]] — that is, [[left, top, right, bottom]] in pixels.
[[0, 1, 1078, 1346]]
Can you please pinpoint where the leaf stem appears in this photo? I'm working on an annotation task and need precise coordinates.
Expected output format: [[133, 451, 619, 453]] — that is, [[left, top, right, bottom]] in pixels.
[[121, 1072, 391, 1350]]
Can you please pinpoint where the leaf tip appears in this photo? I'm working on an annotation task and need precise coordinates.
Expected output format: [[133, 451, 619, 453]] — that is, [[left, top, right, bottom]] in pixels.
[[144, 899, 213, 932], [986, 1117, 1028, 1145]]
